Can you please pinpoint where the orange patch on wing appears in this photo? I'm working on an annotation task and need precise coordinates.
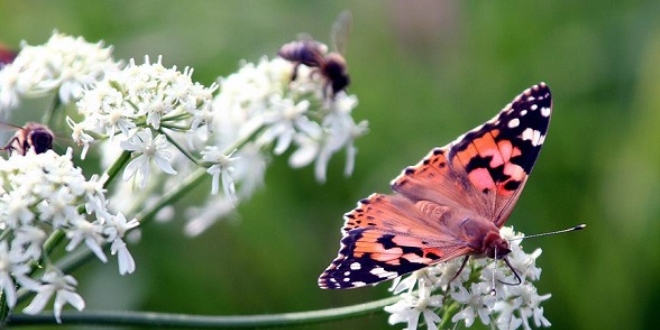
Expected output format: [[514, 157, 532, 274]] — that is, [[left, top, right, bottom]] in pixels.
[[455, 131, 500, 165]]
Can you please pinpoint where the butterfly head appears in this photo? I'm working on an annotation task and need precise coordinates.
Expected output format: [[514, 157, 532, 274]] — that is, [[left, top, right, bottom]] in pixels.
[[483, 231, 510, 260]]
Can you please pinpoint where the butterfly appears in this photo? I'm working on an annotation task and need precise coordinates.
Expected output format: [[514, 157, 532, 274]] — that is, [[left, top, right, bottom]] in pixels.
[[319, 83, 552, 289]]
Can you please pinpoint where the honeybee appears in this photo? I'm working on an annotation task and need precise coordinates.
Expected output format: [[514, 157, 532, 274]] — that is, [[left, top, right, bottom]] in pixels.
[[1, 122, 54, 156], [278, 11, 352, 98]]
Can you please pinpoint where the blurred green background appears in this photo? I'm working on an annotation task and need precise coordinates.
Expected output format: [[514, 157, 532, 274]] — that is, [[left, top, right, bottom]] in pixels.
[[2, 1, 660, 329]]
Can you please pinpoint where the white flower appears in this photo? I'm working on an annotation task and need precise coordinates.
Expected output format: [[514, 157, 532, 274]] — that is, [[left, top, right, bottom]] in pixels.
[[0, 30, 119, 112], [121, 129, 177, 188], [65, 219, 107, 263], [22, 271, 85, 324], [451, 282, 497, 327], [288, 117, 328, 179], [325, 95, 368, 175], [0, 241, 30, 308], [384, 226, 553, 330], [385, 279, 443, 330], [104, 213, 139, 275], [11, 226, 47, 262], [230, 143, 267, 199], [72, 55, 217, 159], [210, 57, 294, 149], [258, 98, 311, 154], [110, 238, 135, 275], [201, 146, 238, 202], [494, 283, 552, 330], [66, 116, 95, 159]]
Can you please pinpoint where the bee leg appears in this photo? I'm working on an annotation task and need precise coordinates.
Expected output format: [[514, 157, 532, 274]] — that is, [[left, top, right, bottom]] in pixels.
[[291, 63, 301, 81], [1, 136, 19, 156]]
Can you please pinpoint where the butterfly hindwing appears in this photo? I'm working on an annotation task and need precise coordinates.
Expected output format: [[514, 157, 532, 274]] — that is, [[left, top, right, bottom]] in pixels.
[[319, 194, 473, 289]]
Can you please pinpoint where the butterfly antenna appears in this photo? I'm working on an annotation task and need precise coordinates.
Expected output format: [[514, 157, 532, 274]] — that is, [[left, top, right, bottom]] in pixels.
[[490, 247, 524, 294], [508, 224, 586, 242]]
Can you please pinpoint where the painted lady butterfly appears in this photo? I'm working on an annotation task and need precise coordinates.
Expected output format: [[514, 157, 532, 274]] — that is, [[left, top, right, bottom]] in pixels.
[[319, 83, 552, 289]]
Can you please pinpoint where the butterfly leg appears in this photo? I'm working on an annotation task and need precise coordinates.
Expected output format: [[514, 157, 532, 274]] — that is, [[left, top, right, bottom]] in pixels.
[[443, 255, 470, 302]]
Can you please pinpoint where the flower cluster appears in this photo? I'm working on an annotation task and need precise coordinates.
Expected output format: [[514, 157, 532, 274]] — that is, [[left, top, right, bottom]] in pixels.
[[384, 227, 551, 330], [69, 55, 217, 163], [184, 56, 368, 236], [0, 30, 119, 113], [0, 149, 138, 322], [0, 30, 368, 323]]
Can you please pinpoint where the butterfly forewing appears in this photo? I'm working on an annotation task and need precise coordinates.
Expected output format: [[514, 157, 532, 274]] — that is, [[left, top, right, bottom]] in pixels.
[[449, 83, 552, 224], [319, 83, 552, 289], [393, 83, 552, 224]]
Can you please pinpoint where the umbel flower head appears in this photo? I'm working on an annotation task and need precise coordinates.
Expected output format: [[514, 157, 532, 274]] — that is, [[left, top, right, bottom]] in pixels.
[[384, 227, 551, 330], [184, 55, 368, 236], [0, 30, 119, 112], [70, 54, 217, 162], [0, 149, 138, 321]]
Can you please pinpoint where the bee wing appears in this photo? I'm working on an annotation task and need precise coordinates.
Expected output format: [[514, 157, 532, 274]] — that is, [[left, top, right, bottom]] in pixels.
[[331, 10, 352, 55], [0, 121, 23, 130]]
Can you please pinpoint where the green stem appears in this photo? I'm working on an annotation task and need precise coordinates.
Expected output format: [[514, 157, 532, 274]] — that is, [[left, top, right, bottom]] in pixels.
[[42, 230, 65, 256], [42, 95, 61, 128], [7, 295, 400, 328], [103, 150, 132, 188], [438, 301, 461, 329], [134, 168, 207, 225], [159, 129, 203, 167]]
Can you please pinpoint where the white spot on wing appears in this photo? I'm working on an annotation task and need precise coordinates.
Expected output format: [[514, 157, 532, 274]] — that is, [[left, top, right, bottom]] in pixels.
[[352, 281, 367, 287], [521, 110, 528, 116], [541, 107, 551, 117], [530, 104, 538, 110], [508, 118, 520, 128], [370, 267, 399, 279], [350, 262, 361, 270], [522, 128, 543, 146]]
